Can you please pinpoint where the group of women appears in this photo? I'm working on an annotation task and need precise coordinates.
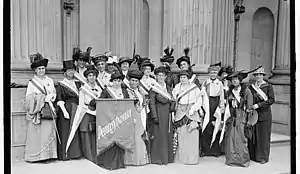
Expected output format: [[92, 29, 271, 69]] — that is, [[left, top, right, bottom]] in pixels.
[[23, 47, 275, 170]]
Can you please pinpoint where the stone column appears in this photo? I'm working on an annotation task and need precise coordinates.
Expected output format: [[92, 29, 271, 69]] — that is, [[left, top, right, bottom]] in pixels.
[[11, 0, 63, 71], [270, 0, 290, 85], [211, 0, 235, 66]]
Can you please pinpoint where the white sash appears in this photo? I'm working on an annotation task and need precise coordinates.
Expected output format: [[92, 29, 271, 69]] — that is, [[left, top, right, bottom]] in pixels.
[[123, 78, 131, 88], [81, 85, 99, 99], [219, 104, 231, 144], [140, 79, 151, 91], [201, 86, 210, 132], [96, 78, 105, 89], [151, 82, 173, 101], [232, 89, 241, 103], [211, 107, 222, 147], [106, 86, 120, 99], [251, 84, 268, 101], [176, 83, 197, 101], [59, 80, 79, 96], [31, 77, 47, 94], [74, 72, 88, 86], [189, 74, 196, 83]]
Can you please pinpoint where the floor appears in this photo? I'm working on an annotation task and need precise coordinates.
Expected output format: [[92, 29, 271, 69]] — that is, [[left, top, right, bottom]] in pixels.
[[11, 133, 291, 174]]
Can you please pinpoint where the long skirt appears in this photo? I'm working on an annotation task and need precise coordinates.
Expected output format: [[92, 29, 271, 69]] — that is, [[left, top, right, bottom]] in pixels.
[[125, 109, 149, 166], [150, 103, 173, 165], [225, 119, 250, 167], [97, 144, 125, 170], [174, 124, 199, 164], [248, 119, 272, 163], [24, 119, 57, 162], [201, 96, 221, 156], [57, 101, 82, 160]]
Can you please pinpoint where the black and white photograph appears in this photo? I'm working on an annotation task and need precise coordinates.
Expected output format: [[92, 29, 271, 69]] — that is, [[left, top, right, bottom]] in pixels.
[[8, 0, 294, 174]]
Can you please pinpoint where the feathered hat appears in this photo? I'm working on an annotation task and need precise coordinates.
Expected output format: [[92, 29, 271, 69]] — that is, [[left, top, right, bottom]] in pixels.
[[83, 65, 99, 78], [154, 66, 169, 75], [30, 53, 49, 70], [160, 47, 175, 63], [226, 66, 262, 82], [218, 65, 234, 77], [128, 70, 143, 80], [92, 54, 108, 64], [176, 47, 191, 68], [62, 60, 76, 71]]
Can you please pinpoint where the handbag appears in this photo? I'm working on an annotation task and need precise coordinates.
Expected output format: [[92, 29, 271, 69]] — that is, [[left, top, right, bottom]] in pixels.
[[41, 103, 57, 120], [244, 124, 253, 139]]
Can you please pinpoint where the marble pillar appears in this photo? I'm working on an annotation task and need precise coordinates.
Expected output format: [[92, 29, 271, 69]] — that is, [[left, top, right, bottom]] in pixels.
[[11, 0, 63, 71]]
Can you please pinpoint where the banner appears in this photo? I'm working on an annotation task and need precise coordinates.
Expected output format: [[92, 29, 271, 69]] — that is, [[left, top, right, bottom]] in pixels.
[[95, 99, 137, 155]]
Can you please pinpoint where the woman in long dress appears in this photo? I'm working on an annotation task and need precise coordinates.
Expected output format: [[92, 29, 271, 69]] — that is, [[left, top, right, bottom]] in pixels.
[[248, 66, 275, 164], [56, 60, 82, 160], [149, 66, 175, 165], [24, 53, 57, 162], [125, 70, 149, 166], [224, 71, 254, 167], [200, 64, 225, 157], [96, 71, 130, 170], [172, 70, 203, 165], [78, 65, 102, 163]]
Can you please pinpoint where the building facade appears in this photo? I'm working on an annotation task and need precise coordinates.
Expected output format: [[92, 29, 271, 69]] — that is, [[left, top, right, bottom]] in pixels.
[[10, 0, 290, 160]]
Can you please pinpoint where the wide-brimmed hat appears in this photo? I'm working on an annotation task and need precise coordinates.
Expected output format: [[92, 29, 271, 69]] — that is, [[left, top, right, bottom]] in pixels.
[[30, 53, 49, 70], [62, 60, 76, 71], [218, 65, 234, 77], [178, 70, 192, 79], [154, 66, 169, 75], [107, 56, 118, 65], [208, 62, 221, 73], [176, 47, 191, 68], [160, 47, 175, 63], [252, 66, 267, 76], [83, 65, 99, 78], [140, 60, 155, 72], [226, 70, 248, 82], [110, 71, 125, 82], [118, 57, 134, 67], [128, 70, 143, 80], [92, 54, 108, 64]]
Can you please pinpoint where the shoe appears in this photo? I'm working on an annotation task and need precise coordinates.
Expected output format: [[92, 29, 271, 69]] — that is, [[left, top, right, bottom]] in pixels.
[[260, 160, 267, 164]]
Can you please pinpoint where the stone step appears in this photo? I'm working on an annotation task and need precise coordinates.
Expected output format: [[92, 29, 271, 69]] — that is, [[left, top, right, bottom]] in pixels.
[[270, 133, 290, 147]]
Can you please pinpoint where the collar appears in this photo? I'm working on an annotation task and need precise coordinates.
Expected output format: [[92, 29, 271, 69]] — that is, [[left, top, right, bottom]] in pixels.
[[34, 75, 48, 81], [255, 80, 266, 87], [206, 78, 220, 85], [122, 70, 128, 75], [233, 86, 241, 93]]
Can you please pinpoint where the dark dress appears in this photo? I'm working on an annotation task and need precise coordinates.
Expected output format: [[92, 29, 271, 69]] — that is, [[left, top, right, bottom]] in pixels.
[[248, 82, 275, 163], [56, 81, 82, 160], [165, 72, 179, 89], [224, 85, 253, 167], [200, 80, 222, 157], [149, 85, 175, 164], [96, 88, 130, 170]]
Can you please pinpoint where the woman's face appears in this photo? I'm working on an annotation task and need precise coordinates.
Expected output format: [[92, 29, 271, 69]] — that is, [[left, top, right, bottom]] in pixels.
[[143, 66, 152, 76], [221, 72, 228, 78], [161, 62, 170, 67], [180, 75, 189, 84], [254, 74, 264, 82], [77, 59, 87, 68], [209, 71, 218, 80], [65, 68, 75, 79], [87, 73, 96, 83], [121, 62, 129, 71], [180, 61, 189, 70], [156, 72, 166, 83], [231, 77, 240, 87], [35, 66, 46, 76], [129, 78, 139, 89], [96, 61, 106, 72], [112, 78, 122, 88], [107, 64, 116, 73]]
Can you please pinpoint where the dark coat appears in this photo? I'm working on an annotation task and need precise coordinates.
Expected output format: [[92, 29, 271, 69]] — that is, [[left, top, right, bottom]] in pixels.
[[165, 73, 179, 89], [249, 83, 274, 121], [100, 87, 130, 99]]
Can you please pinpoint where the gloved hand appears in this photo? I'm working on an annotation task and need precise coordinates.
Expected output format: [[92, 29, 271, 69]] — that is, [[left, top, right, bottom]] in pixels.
[[63, 110, 70, 119], [153, 117, 159, 124], [45, 94, 52, 103]]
